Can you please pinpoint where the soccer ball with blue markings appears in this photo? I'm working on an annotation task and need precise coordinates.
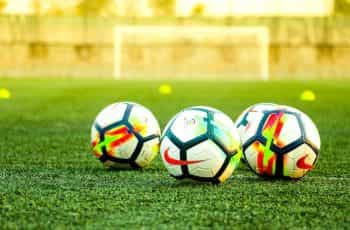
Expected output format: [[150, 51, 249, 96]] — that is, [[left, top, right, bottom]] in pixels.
[[90, 102, 160, 169], [236, 103, 321, 179], [160, 106, 242, 183]]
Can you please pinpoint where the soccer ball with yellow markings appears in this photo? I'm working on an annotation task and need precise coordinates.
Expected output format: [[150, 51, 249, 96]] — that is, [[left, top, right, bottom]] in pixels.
[[91, 102, 160, 169], [236, 103, 320, 179]]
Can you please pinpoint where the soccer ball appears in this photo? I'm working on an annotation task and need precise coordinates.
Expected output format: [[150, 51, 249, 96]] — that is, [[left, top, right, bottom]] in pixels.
[[91, 102, 161, 169], [160, 106, 242, 183], [235, 104, 320, 179]]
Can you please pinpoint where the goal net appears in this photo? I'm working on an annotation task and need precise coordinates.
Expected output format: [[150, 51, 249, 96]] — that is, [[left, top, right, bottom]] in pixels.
[[114, 26, 269, 80]]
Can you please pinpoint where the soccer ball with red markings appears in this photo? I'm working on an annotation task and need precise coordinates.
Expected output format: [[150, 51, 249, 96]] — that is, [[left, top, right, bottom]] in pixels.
[[160, 106, 242, 183], [236, 103, 321, 179], [90, 102, 161, 169]]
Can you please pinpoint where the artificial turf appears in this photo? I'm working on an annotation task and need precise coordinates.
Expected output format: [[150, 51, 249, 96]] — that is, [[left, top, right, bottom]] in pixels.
[[0, 79, 349, 229]]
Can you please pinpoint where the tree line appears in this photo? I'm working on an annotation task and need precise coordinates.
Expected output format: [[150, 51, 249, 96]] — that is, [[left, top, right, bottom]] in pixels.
[[0, 0, 350, 16]]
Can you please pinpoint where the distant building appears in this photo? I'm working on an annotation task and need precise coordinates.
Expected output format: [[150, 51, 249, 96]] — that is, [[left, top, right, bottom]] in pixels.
[[176, 0, 334, 17]]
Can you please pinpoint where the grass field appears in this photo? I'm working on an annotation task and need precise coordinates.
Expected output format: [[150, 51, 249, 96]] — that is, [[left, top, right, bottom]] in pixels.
[[0, 79, 349, 229]]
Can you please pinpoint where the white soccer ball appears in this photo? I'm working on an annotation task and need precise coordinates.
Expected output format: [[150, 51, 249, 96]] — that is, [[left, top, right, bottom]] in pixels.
[[160, 106, 242, 183], [235, 103, 320, 179], [91, 102, 160, 169]]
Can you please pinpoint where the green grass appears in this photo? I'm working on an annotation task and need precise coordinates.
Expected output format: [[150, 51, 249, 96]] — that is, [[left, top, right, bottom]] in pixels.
[[0, 79, 349, 229]]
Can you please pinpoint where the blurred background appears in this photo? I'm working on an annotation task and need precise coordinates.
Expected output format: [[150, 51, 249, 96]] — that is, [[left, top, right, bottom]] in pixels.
[[0, 0, 349, 80]]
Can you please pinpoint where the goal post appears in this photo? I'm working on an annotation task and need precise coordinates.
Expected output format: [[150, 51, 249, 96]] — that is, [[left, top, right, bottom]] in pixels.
[[114, 26, 269, 80]]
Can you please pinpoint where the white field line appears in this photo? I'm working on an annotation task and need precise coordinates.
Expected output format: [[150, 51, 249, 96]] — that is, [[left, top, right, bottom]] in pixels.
[[233, 174, 350, 181]]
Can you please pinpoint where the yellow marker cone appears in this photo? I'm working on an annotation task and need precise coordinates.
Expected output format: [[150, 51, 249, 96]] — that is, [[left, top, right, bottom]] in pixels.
[[159, 84, 172, 95], [300, 90, 316, 101], [0, 88, 11, 99]]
